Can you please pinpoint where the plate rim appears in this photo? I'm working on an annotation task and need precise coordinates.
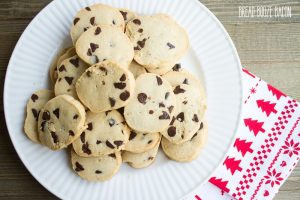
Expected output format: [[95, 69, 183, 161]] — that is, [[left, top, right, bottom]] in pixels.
[[3, 0, 243, 199]]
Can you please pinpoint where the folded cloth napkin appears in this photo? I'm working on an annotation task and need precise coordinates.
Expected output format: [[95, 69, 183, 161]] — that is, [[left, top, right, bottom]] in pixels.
[[183, 68, 300, 200]]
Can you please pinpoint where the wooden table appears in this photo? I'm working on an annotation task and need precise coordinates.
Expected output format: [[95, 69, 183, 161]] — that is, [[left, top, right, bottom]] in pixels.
[[0, 0, 299, 199]]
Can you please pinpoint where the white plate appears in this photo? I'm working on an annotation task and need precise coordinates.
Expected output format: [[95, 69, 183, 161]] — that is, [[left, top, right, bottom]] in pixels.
[[4, 0, 243, 199]]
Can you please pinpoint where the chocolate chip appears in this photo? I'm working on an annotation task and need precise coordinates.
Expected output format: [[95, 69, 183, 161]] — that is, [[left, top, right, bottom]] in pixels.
[[51, 131, 58, 143], [73, 114, 78, 119], [183, 100, 188, 104], [191, 133, 198, 140], [108, 153, 116, 158], [87, 122, 93, 131], [148, 140, 152, 144], [114, 82, 126, 89], [120, 90, 130, 101], [31, 108, 39, 120], [165, 92, 170, 99], [87, 48, 92, 56], [59, 65, 66, 72], [167, 42, 175, 49], [167, 126, 176, 137], [108, 118, 115, 127], [58, 78, 62, 82], [73, 18, 80, 25], [159, 102, 165, 107], [168, 106, 174, 113], [148, 156, 154, 160], [172, 63, 181, 71], [183, 78, 189, 84], [137, 38, 146, 49], [64, 77, 74, 85], [96, 140, 101, 144], [86, 71, 91, 77], [149, 110, 154, 114], [156, 76, 163, 85], [170, 116, 175, 125], [138, 28, 143, 33], [129, 131, 137, 141], [52, 108, 60, 119], [119, 74, 126, 81], [134, 46, 141, 51], [95, 170, 102, 174], [137, 93, 147, 104], [69, 130, 75, 136], [75, 162, 84, 171], [41, 121, 46, 132], [105, 110, 112, 116], [31, 94, 38, 102], [120, 11, 127, 20], [102, 81, 105, 85], [90, 43, 99, 52], [99, 67, 107, 75], [85, 6, 91, 11], [112, 20, 116, 25], [200, 122, 203, 129], [176, 112, 184, 122], [109, 97, 116, 107], [113, 140, 123, 147], [173, 85, 185, 94], [82, 142, 91, 155], [83, 27, 89, 32], [92, 55, 99, 63], [42, 111, 50, 120], [90, 17, 95, 25], [159, 111, 170, 120], [106, 140, 115, 149], [192, 114, 199, 122], [181, 135, 184, 139], [95, 27, 101, 35], [80, 132, 85, 143], [132, 19, 141, 25]]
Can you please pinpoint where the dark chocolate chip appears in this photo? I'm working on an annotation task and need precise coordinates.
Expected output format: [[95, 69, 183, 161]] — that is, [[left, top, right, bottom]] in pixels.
[[73, 18, 80, 25], [85, 7, 91, 11], [114, 82, 126, 89], [173, 85, 185, 94], [181, 135, 184, 139], [191, 133, 198, 140], [83, 27, 89, 32], [95, 27, 101, 35], [41, 121, 46, 132], [58, 78, 62, 82], [192, 114, 199, 122], [200, 122, 203, 129], [52, 108, 60, 119], [69, 130, 75, 136], [73, 114, 79, 119], [120, 11, 127, 20], [99, 67, 107, 75], [147, 140, 152, 144], [31, 108, 39, 119], [95, 170, 102, 174], [132, 19, 141, 25], [149, 110, 154, 114], [108, 118, 115, 127], [80, 132, 85, 143], [112, 20, 116, 25], [119, 90, 130, 101], [167, 126, 176, 137], [176, 112, 184, 122], [119, 74, 126, 81], [90, 43, 99, 52], [165, 92, 170, 99], [105, 110, 112, 116], [167, 42, 175, 49], [113, 140, 123, 147], [137, 93, 147, 104], [59, 65, 66, 72], [159, 111, 170, 120], [106, 140, 115, 149], [31, 94, 39, 102], [108, 153, 116, 158], [159, 102, 165, 107], [86, 71, 91, 77], [42, 111, 50, 121], [148, 156, 154, 160], [172, 63, 181, 71], [51, 131, 58, 143], [90, 17, 95, 25], [93, 55, 99, 63], [109, 97, 116, 107], [96, 140, 101, 144], [156, 76, 163, 85], [75, 162, 84, 171], [182, 100, 188, 105], [82, 142, 91, 155], [87, 48, 92, 56], [137, 38, 146, 48], [134, 46, 141, 51], [168, 106, 174, 113], [183, 78, 189, 84], [87, 122, 93, 131], [64, 76, 74, 85], [138, 28, 143, 33], [129, 131, 137, 141], [170, 116, 175, 125]]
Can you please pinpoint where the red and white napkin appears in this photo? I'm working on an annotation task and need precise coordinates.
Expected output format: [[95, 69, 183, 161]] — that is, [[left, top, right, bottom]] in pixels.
[[184, 68, 300, 200]]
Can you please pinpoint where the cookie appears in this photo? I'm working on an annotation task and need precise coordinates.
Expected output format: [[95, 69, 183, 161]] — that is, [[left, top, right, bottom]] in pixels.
[[24, 89, 54, 143], [125, 14, 189, 70], [76, 25, 134, 66], [124, 130, 161, 153], [49, 47, 69, 83], [72, 110, 130, 157], [76, 61, 135, 113], [124, 73, 176, 133], [54, 55, 89, 99], [70, 3, 125, 44], [119, 9, 136, 24], [38, 95, 86, 150], [161, 121, 208, 162], [161, 84, 205, 144], [71, 149, 122, 181], [128, 60, 146, 79], [122, 136, 161, 168]]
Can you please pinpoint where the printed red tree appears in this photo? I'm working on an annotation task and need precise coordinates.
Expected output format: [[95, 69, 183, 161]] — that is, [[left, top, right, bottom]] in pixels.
[[267, 84, 286, 100], [256, 99, 277, 116], [209, 177, 229, 193], [244, 118, 265, 136], [223, 156, 242, 175], [234, 138, 253, 156]]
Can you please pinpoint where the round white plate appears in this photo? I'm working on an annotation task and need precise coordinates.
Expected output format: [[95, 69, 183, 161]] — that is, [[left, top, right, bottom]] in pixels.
[[4, 0, 243, 199]]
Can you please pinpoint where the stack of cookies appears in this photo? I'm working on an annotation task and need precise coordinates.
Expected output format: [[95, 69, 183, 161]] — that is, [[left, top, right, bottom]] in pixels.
[[24, 3, 207, 182]]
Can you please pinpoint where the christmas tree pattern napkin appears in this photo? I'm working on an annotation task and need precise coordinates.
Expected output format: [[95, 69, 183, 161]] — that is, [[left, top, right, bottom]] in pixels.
[[183, 68, 300, 200]]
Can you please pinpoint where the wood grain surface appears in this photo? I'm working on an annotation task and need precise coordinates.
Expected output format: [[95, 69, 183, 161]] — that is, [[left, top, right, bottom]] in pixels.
[[0, 0, 299, 199]]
